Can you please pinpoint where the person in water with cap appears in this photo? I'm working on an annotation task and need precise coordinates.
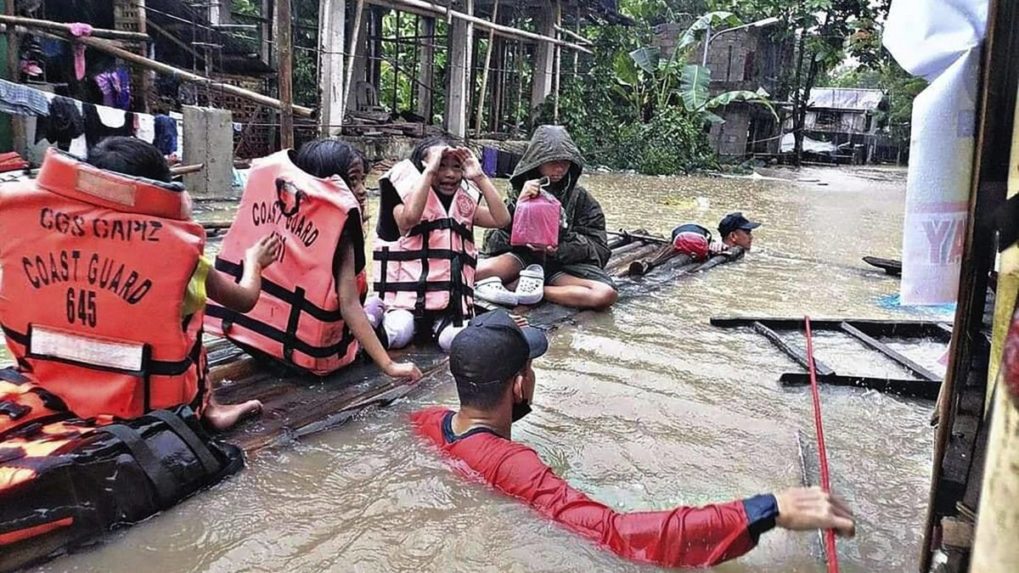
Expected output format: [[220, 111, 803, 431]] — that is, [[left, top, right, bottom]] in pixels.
[[411, 309, 856, 569], [716, 211, 761, 251]]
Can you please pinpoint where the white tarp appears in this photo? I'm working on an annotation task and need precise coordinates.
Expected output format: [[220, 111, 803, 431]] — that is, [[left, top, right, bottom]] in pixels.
[[780, 132, 837, 154], [884, 0, 988, 305]]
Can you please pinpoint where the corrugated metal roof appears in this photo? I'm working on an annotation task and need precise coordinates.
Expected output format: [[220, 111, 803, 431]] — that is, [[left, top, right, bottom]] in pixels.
[[807, 88, 886, 111]]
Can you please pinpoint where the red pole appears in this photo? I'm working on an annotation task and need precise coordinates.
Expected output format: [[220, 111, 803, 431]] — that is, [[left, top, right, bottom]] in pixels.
[[804, 316, 840, 573]]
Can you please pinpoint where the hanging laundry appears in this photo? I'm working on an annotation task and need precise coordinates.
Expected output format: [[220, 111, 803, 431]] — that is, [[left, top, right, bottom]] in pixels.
[[136, 113, 156, 144], [69, 23, 93, 81], [153, 114, 178, 156], [115, 67, 132, 109], [94, 71, 120, 108], [0, 79, 50, 116], [82, 103, 134, 149]]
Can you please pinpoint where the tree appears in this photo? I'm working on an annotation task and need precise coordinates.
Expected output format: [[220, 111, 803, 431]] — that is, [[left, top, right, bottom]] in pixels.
[[709, 0, 887, 165]]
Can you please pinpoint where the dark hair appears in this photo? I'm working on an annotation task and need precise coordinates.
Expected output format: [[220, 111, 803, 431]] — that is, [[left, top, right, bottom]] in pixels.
[[86, 136, 171, 182], [352, 147, 371, 176], [456, 373, 516, 410], [294, 138, 359, 186], [409, 135, 455, 171]]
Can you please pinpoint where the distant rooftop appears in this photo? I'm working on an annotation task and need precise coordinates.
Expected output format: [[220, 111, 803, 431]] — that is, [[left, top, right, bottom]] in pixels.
[[808, 88, 886, 112]]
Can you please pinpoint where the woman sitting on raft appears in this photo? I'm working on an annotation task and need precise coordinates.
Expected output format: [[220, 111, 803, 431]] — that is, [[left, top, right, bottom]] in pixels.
[[371, 137, 511, 352], [476, 126, 618, 310], [205, 138, 422, 382]]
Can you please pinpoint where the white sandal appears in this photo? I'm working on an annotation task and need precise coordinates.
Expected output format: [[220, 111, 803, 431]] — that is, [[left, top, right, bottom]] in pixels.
[[515, 264, 545, 306], [474, 276, 519, 307]]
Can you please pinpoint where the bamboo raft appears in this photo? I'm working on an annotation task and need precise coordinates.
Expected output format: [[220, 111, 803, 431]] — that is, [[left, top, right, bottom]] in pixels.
[[213, 231, 745, 454]]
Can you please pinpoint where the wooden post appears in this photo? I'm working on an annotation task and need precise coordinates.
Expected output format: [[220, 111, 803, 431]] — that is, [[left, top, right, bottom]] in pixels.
[[3, 1, 25, 155], [319, 0, 346, 135], [529, 0, 559, 116], [473, 0, 499, 136], [343, 0, 366, 114], [415, 16, 434, 121], [552, 7, 562, 124], [445, 0, 473, 138], [276, 0, 294, 148], [135, 0, 151, 113], [260, 0, 272, 63]]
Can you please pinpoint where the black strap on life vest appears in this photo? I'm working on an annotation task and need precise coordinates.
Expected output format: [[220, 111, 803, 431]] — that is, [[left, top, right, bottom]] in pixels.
[[214, 258, 343, 322], [145, 409, 220, 476], [211, 257, 355, 364], [97, 423, 180, 507], [372, 219, 477, 322], [2, 324, 195, 416]]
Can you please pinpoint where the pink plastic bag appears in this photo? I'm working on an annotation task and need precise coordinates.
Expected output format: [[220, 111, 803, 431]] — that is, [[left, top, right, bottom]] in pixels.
[[511, 190, 561, 248]]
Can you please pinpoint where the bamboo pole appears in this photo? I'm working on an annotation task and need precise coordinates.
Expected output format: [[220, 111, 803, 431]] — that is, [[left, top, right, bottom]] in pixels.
[[554, 23, 591, 45], [552, 7, 562, 124], [367, 0, 592, 54], [343, 0, 367, 119], [473, 0, 499, 136], [0, 14, 150, 41], [276, 0, 294, 148], [31, 29, 314, 117]]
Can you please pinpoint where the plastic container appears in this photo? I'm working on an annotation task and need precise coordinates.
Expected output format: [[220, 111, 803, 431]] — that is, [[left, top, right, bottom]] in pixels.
[[511, 190, 561, 248]]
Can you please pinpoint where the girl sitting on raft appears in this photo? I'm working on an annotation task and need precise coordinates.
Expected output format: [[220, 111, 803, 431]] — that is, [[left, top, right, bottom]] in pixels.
[[206, 138, 422, 383], [371, 137, 511, 351]]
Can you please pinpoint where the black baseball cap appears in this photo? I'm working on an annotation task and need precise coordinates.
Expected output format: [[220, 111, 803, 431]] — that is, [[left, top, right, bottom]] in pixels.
[[449, 310, 549, 385], [718, 212, 761, 237]]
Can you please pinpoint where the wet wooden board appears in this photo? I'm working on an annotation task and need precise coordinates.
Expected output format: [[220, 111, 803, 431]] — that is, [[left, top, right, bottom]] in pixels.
[[711, 317, 953, 340], [863, 256, 902, 276], [779, 372, 941, 400]]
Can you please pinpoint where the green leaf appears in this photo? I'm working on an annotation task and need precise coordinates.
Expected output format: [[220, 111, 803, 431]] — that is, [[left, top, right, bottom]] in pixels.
[[679, 64, 711, 112], [677, 11, 742, 52], [705, 90, 779, 121], [704, 111, 726, 124], [628, 47, 661, 74], [613, 52, 639, 86]]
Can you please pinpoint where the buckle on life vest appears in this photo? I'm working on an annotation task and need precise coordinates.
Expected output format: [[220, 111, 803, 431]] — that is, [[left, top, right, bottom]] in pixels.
[[275, 177, 305, 217]]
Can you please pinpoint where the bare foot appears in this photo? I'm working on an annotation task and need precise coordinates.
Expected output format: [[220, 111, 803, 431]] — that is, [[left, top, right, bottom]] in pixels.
[[204, 399, 262, 431]]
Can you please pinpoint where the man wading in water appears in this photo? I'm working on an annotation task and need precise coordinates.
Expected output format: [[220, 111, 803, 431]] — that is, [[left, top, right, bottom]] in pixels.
[[412, 309, 856, 568], [670, 212, 762, 260]]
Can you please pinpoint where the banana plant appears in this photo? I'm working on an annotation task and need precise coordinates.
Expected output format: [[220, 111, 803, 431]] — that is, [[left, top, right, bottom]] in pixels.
[[613, 10, 777, 125]]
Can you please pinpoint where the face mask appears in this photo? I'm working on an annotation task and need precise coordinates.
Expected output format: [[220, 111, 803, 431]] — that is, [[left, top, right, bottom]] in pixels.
[[512, 400, 532, 422]]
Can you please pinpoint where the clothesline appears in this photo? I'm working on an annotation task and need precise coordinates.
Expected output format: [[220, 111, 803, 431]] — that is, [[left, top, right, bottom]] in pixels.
[[0, 78, 190, 159]]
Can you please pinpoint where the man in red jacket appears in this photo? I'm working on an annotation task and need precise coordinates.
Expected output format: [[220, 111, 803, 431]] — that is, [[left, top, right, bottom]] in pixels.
[[412, 309, 856, 568]]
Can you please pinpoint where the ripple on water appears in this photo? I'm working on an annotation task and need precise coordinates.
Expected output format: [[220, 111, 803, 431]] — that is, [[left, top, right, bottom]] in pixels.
[[36, 167, 933, 573]]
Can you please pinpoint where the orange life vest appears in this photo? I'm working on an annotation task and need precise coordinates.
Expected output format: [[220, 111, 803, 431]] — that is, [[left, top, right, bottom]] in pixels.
[[372, 160, 479, 325], [0, 149, 205, 420], [204, 150, 364, 376]]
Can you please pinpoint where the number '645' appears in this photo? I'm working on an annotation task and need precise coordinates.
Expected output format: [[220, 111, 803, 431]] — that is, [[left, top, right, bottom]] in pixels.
[[66, 288, 97, 327]]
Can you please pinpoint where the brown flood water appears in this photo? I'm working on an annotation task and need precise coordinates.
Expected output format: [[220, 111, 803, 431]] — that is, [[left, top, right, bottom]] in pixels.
[[28, 166, 948, 573]]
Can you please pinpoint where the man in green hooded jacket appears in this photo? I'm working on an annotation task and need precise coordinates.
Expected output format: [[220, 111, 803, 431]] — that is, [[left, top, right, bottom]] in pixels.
[[477, 126, 618, 310]]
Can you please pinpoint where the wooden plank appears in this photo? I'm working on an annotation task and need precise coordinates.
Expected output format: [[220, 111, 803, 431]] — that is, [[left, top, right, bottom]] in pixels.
[[839, 321, 941, 381], [779, 373, 941, 400], [712, 316, 953, 340], [862, 256, 902, 276], [276, 0, 294, 148], [752, 321, 835, 376]]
